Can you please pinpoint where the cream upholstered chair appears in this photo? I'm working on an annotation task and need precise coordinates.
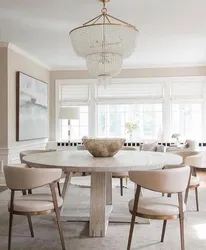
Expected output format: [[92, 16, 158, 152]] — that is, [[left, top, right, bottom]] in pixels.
[[166, 139, 198, 152], [19, 150, 62, 197], [166, 151, 203, 211], [140, 141, 165, 152], [4, 164, 66, 250], [112, 147, 137, 196], [127, 165, 190, 250]]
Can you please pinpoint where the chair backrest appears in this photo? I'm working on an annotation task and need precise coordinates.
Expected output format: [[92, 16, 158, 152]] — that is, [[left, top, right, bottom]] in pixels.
[[4, 164, 62, 190], [156, 145, 165, 152], [184, 153, 203, 168], [121, 146, 137, 151], [129, 165, 190, 193], [77, 145, 86, 150], [171, 151, 202, 167], [20, 149, 56, 163], [140, 141, 158, 152], [184, 140, 198, 150]]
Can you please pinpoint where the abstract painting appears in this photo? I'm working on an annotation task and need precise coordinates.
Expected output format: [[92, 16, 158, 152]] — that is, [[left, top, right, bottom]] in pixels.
[[16, 72, 48, 141]]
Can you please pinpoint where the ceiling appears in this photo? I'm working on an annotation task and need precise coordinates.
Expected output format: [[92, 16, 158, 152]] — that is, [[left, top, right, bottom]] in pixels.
[[0, 0, 206, 69]]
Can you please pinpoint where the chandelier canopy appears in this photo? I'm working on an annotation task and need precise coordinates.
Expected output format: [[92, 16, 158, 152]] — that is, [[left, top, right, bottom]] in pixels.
[[69, 0, 138, 81]]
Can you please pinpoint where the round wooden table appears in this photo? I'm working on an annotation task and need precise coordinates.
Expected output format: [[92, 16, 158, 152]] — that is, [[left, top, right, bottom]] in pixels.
[[23, 150, 182, 237]]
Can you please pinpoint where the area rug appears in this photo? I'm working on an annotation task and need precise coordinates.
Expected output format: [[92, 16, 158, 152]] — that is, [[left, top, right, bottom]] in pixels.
[[0, 178, 206, 250]]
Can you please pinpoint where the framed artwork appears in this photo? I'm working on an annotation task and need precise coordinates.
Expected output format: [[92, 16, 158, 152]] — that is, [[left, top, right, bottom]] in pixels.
[[16, 71, 48, 141]]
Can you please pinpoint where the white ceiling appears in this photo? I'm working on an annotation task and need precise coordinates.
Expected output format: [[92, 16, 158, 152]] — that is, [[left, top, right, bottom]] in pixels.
[[0, 0, 206, 69]]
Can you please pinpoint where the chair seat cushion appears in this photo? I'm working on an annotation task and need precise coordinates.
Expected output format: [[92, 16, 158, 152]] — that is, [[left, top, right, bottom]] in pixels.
[[190, 176, 200, 187], [8, 193, 63, 213], [128, 197, 186, 216], [112, 172, 128, 178]]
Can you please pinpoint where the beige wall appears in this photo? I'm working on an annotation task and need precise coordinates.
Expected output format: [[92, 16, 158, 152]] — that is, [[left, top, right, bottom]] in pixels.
[[0, 47, 8, 149], [1, 47, 50, 163], [49, 66, 206, 140]]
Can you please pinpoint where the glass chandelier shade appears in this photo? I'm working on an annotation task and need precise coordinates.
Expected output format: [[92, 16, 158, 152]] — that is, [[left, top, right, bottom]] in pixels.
[[69, 0, 138, 79]]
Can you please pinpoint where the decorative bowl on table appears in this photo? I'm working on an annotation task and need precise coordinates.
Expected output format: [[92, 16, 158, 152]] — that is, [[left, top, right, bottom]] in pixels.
[[82, 138, 126, 157]]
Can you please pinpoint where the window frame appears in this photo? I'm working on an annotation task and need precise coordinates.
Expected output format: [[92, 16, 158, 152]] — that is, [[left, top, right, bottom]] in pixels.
[[97, 103, 163, 141], [55, 76, 206, 142]]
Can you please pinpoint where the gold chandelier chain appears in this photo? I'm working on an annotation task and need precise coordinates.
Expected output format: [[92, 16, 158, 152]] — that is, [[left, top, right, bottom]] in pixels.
[[83, 13, 136, 29], [81, 0, 137, 30], [106, 14, 137, 29], [83, 14, 103, 26]]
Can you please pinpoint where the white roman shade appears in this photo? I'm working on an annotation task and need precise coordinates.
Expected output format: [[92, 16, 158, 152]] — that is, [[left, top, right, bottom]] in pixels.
[[171, 81, 203, 100], [97, 83, 163, 101], [59, 84, 90, 105]]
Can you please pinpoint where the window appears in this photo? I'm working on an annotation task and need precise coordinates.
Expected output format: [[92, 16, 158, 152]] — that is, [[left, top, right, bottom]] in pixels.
[[171, 103, 202, 140], [98, 104, 162, 141], [60, 106, 89, 141], [56, 77, 206, 142], [170, 80, 203, 140], [58, 81, 90, 141]]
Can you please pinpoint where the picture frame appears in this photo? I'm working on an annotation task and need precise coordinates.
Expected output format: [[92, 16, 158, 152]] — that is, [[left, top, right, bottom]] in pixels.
[[16, 71, 48, 141]]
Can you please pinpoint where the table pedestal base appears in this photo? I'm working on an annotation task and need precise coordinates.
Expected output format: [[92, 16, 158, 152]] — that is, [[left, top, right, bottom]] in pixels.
[[60, 172, 149, 237]]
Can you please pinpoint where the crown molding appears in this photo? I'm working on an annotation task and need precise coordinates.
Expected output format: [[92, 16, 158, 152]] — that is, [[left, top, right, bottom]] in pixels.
[[50, 63, 206, 72], [0, 41, 50, 70], [1, 42, 206, 72], [50, 66, 87, 71], [8, 43, 50, 70], [0, 41, 9, 48]]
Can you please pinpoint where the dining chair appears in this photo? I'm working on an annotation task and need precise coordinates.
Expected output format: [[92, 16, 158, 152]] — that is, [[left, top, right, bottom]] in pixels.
[[112, 147, 137, 196], [140, 142, 165, 152], [19, 149, 62, 197], [127, 165, 190, 250], [164, 151, 202, 211], [4, 164, 66, 250]]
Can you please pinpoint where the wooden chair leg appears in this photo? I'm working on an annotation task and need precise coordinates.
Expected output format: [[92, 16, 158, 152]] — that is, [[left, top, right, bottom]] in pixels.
[[8, 190, 15, 250], [21, 190, 35, 237], [195, 187, 199, 212], [193, 168, 199, 212], [184, 186, 190, 205], [161, 220, 167, 242], [178, 192, 185, 250], [50, 183, 66, 250], [120, 178, 123, 196], [184, 168, 192, 205], [127, 185, 141, 250], [62, 172, 72, 200], [57, 182, 61, 197], [27, 216, 34, 238]]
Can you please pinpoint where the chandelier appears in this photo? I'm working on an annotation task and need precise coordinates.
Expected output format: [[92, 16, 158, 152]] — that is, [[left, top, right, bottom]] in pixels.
[[69, 0, 138, 84]]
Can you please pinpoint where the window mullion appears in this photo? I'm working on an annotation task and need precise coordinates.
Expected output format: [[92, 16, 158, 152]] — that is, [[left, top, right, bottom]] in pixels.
[[162, 82, 171, 142]]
